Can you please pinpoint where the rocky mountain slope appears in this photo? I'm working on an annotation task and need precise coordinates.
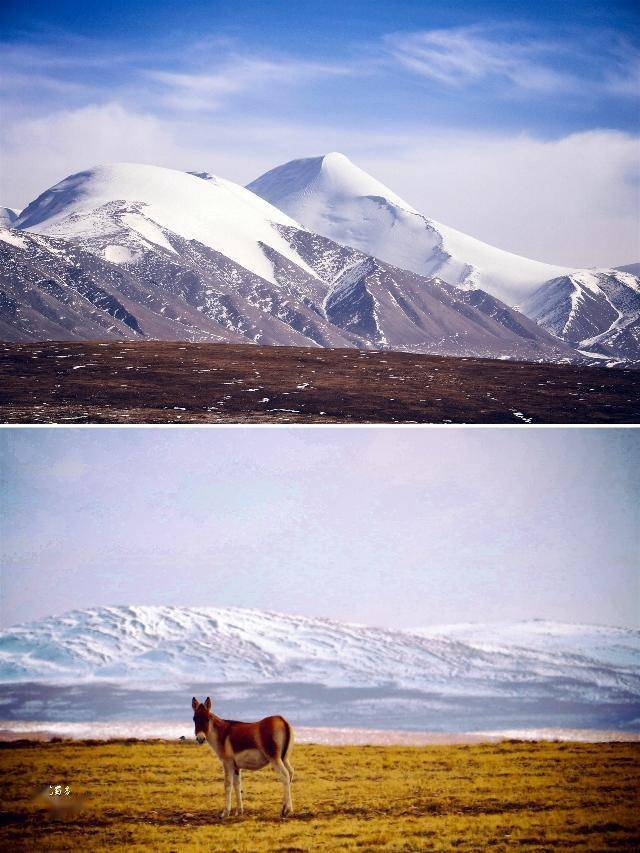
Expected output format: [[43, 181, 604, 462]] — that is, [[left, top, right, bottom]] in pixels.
[[523, 269, 640, 360]]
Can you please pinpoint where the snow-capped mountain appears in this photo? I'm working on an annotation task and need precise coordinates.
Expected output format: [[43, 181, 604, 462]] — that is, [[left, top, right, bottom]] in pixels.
[[1, 607, 638, 730], [15, 163, 317, 284], [247, 152, 572, 307], [415, 620, 639, 670], [0, 163, 574, 361], [249, 153, 640, 361]]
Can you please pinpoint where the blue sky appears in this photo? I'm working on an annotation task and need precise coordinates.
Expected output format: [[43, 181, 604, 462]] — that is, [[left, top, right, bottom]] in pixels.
[[1, 427, 638, 630], [1, 0, 639, 264]]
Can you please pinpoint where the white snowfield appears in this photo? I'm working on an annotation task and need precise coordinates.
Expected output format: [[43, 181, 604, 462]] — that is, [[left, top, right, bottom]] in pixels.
[[247, 153, 625, 308], [1, 606, 638, 703], [0, 227, 29, 250], [15, 163, 317, 286]]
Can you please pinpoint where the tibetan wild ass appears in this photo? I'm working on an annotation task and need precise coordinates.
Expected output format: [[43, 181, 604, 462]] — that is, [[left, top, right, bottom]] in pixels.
[[192, 696, 294, 817]]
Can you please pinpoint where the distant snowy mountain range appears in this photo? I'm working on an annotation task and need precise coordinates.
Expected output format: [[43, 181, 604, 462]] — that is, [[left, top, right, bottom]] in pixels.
[[0, 606, 638, 731], [1, 154, 638, 362]]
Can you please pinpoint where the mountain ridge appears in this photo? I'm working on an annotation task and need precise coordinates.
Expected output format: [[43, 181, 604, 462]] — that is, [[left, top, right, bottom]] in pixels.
[[2, 157, 637, 361]]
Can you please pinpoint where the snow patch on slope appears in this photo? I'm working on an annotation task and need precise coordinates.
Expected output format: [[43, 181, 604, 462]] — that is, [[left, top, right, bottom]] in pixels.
[[103, 244, 139, 264], [0, 228, 29, 250]]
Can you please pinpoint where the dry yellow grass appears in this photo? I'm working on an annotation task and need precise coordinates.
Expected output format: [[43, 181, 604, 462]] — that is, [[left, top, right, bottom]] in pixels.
[[1, 740, 639, 851]]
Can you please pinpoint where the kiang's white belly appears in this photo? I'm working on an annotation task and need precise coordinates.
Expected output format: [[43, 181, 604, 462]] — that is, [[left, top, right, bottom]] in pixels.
[[234, 749, 269, 770]]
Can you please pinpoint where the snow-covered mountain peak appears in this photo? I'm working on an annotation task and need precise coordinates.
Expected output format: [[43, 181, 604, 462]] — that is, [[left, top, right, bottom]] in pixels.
[[248, 155, 577, 307], [317, 151, 418, 211], [16, 163, 303, 232], [321, 151, 349, 166], [14, 162, 318, 285], [247, 152, 418, 220]]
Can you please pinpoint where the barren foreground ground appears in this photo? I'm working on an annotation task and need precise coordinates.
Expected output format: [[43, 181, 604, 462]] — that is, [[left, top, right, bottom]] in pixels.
[[1, 740, 639, 851], [1, 341, 638, 423]]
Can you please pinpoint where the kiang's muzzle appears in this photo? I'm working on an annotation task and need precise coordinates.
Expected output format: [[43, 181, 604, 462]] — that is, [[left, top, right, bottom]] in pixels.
[[196, 733, 206, 744]]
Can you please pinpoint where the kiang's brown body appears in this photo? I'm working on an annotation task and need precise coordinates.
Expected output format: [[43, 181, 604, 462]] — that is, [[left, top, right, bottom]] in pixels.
[[192, 697, 294, 818], [213, 715, 292, 769]]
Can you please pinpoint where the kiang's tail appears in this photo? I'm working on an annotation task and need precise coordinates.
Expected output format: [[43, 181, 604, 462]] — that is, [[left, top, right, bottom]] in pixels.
[[281, 717, 294, 782], [281, 717, 292, 761]]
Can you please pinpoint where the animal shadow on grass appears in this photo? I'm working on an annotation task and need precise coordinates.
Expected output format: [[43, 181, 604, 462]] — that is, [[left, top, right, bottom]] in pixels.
[[131, 808, 318, 826]]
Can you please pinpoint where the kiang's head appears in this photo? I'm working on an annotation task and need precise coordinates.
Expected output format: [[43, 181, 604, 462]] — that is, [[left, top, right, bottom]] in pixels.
[[192, 696, 212, 743]]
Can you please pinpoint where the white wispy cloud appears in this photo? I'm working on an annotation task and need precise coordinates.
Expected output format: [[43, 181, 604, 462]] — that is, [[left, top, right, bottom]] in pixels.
[[604, 54, 640, 96], [0, 71, 93, 97], [146, 56, 355, 111], [385, 24, 640, 96], [1, 32, 358, 115], [385, 26, 569, 91]]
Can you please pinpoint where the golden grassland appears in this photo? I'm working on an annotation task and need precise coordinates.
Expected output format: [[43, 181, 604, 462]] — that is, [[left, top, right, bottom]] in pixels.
[[1, 739, 639, 851]]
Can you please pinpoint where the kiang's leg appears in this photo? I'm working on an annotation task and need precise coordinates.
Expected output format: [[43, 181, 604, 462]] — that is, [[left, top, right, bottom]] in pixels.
[[233, 767, 243, 815], [220, 761, 233, 818], [271, 758, 293, 817], [284, 755, 295, 783]]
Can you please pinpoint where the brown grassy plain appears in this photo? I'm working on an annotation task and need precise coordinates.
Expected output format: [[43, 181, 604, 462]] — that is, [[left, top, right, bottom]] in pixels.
[[1, 341, 639, 423], [1, 740, 639, 851]]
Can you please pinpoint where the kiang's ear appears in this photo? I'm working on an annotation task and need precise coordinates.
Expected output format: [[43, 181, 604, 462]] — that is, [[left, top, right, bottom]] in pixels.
[[192, 697, 199, 710], [204, 697, 212, 711]]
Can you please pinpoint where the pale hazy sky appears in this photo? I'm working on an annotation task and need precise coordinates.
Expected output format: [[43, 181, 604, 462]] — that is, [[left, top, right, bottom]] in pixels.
[[1, 427, 638, 630], [1, 0, 639, 266]]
